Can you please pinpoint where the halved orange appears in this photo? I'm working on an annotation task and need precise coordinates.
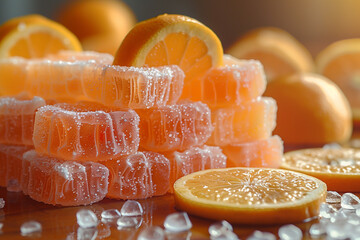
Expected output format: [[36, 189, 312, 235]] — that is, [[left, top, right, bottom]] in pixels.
[[282, 148, 360, 192], [174, 168, 326, 225], [0, 14, 82, 58], [113, 14, 223, 96], [226, 27, 314, 81], [316, 39, 360, 123]]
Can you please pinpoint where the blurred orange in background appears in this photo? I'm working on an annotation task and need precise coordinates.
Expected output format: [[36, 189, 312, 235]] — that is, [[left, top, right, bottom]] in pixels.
[[56, 0, 137, 55]]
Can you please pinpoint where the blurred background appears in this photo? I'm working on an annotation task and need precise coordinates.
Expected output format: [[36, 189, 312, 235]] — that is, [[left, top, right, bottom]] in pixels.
[[2, 0, 360, 56]]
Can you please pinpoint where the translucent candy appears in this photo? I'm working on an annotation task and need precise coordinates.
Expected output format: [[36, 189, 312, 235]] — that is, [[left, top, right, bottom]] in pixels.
[[207, 97, 277, 146], [309, 223, 326, 237], [222, 135, 283, 168], [0, 96, 46, 145], [278, 224, 302, 240], [103, 151, 170, 200], [101, 209, 121, 220], [326, 191, 342, 204], [33, 102, 140, 161], [0, 144, 32, 191], [77, 209, 99, 228], [183, 60, 266, 108], [0, 198, 4, 208], [77, 227, 98, 240], [138, 226, 165, 240], [20, 221, 42, 235], [247, 230, 276, 240], [23, 150, 109, 206], [164, 145, 227, 193], [0, 56, 184, 109], [137, 101, 213, 152], [117, 216, 142, 229], [121, 200, 143, 216], [319, 203, 337, 219], [164, 212, 192, 232], [208, 220, 233, 237], [341, 193, 360, 209]]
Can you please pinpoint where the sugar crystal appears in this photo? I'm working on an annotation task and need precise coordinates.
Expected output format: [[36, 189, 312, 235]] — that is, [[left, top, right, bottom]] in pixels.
[[326, 221, 350, 239], [101, 209, 121, 219], [208, 220, 233, 237], [319, 203, 337, 218], [117, 216, 142, 229], [341, 193, 360, 209], [164, 212, 192, 232], [309, 223, 326, 237], [278, 224, 302, 240], [326, 191, 342, 203], [76, 210, 98, 228], [121, 200, 143, 216], [0, 198, 4, 209], [20, 221, 42, 235], [247, 230, 276, 240], [210, 230, 239, 240], [77, 227, 98, 240], [137, 226, 165, 240]]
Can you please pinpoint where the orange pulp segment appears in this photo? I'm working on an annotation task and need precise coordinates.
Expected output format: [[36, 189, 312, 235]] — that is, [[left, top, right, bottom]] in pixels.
[[222, 135, 283, 168], [226, 27, 314, 81], [102, 151, 170, 200], [282, 148, 360, 192], [113, 14, 223, 98], [174, 168, 326, 225], [33, 102, 140, 161], [23, 150, 109, 206], [164, 145, 227, 193], [0, 14, 82, 58], [207, 97, 277, 146], [316, 39, 360, 122], [0, 96, 46, 145], [136, 101, 213, 152]]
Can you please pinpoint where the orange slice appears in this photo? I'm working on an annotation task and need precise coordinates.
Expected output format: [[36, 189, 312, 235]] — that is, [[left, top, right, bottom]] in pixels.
[[113, 14, 223, 96], [174, 168, 326, 225], [316, 39, 360, 123], [0, 14, 82, 58], [282, 148, 360, 192], [226, 27, 314, 81]]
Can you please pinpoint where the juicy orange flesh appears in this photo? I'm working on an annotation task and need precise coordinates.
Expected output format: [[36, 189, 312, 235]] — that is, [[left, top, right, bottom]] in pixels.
[[284, 148, 360, 174], [184, 168, 318, 205], [145, 33, 212, 82], [8, 31, 70, 58], [321, 53, 360, 110]]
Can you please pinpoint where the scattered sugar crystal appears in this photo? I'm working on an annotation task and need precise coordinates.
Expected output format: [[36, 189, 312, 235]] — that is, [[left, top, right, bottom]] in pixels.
[[76, 210, 98, 228], [247, 230, 276, 240], [330, 209, 348, 223], [121, 200, 143, 216], [341, 193, 360, 209], [347, 213, 360, 225], [349, 227, 360, 239], [0, 198, 4, 209], [208, 220, 233, 237], [138, 226, 165, 240], [164, 212, 192, 232], [326, 221, 350, 239], [101, 209, 121, 219], [326, 191, 342, 203], [323, 143, 342, 149], [357, 207, 360, 217], [20, 221, 42, 235], [309, 223, 326, 237], [319, 203, 337, 218], [117, 216, 142, 229], [0, 222, 3, 230], [165, 230, 192, 240], [77, 227, 98, 240], [278, 224, 302, 240], [96, 222, 111, 239], [210, 230, 239, 240]]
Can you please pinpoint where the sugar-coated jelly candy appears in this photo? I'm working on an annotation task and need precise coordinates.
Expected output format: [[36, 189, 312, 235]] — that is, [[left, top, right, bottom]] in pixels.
[[23, 150, 109, 206], [137, 101, 213, 152], [33, 101, 140, 161], [0, 96, 46, 145]]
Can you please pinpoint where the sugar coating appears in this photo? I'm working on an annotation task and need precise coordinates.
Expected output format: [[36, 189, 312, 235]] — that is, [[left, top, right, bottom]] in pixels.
[[207, 97, 277, 146], [164, 145, 227, 193], [23, 150, 109, 206], [103, 151, 170, 200], [33, 102, 140, 161], [0, 56, 184, 108], [0, 96, 46, 145], [45, 50, 114, 65], [137, 101, 213, 152], [0, 144, 32, 192]]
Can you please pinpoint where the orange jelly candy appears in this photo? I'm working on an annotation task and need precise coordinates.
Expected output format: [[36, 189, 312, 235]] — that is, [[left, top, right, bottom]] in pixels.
[[207, 97, 277, 146], [136, 101, 213, 152], [182, 59, 266, 108], [102, 151, 170, 200], [164, 145, 227, 193], [33, 101, 140, 161], [23, 150, 109, 206], [0, 144, 32, 191], [0, 96, 46, 145], [222, 135, 284, 168]]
